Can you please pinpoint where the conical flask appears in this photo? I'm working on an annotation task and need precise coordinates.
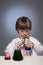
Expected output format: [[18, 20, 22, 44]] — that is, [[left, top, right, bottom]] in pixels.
[[13, 48, 23, 61]]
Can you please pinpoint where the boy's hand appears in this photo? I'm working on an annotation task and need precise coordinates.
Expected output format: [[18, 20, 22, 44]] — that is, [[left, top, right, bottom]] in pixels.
[[26, 41, 34, 48], [17, 41, 24, 48]]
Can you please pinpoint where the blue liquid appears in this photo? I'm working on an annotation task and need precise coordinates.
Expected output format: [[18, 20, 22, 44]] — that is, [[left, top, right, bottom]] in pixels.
[[25, 46, 31, 50], [25, 46, 32, 56]]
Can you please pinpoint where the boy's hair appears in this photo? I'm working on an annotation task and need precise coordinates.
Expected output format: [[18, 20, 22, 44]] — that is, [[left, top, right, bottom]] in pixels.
[[15, 16, 32, 32]]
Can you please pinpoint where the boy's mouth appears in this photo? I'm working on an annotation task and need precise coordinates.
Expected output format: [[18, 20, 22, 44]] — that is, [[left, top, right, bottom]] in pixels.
[[22, 36, 28, 39]]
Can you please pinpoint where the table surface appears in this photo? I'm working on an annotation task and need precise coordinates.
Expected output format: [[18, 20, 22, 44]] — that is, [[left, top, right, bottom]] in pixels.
[[0, 56, 43, 65]]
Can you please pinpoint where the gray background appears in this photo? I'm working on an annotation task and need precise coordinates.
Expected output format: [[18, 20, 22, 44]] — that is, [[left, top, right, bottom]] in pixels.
[[0, 0, 43, 55]]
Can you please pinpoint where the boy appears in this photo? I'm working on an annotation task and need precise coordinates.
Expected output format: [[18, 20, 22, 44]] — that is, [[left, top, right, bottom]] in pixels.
[[4, 16, 43, 59]]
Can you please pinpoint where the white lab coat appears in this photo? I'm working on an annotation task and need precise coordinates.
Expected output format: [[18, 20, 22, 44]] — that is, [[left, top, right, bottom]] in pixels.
[[4, 36, 43, 57]]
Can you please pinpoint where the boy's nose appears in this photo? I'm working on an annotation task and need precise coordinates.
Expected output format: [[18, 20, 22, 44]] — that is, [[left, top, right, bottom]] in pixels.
[[23, 32, 26, 34]]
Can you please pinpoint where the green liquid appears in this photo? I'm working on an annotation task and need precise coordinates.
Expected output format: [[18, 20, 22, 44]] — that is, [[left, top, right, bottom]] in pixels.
[[13, 49, 23, 61]]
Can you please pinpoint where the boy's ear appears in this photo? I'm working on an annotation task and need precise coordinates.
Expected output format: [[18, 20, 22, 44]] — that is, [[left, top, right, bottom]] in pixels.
[[17, 29, 19, 33]]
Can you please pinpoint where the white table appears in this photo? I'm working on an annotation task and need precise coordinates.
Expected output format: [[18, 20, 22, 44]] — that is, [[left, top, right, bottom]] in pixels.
[[0, 56, 43, 65]]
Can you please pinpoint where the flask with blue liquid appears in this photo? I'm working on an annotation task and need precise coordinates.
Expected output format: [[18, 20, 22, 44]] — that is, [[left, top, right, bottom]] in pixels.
[[25, 46, 32, 56]]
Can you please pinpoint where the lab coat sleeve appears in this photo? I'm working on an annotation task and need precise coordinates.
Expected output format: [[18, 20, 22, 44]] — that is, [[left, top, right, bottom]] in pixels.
[[4, 39, 16, 57], [29, 36, 43, 55]]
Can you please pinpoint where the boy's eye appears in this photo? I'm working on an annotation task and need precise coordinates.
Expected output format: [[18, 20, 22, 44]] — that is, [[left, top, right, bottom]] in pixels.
[[20, 30, 23, 32], [20, 30, 29, 32], [25, 30, 29, 32]]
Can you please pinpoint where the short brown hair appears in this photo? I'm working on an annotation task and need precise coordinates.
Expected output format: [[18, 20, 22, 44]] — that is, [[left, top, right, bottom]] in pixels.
[[15, 16, 32, 32]]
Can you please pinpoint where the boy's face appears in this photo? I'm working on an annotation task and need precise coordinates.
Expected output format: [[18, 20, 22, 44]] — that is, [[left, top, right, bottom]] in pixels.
[[18, 29, 31, 39]]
